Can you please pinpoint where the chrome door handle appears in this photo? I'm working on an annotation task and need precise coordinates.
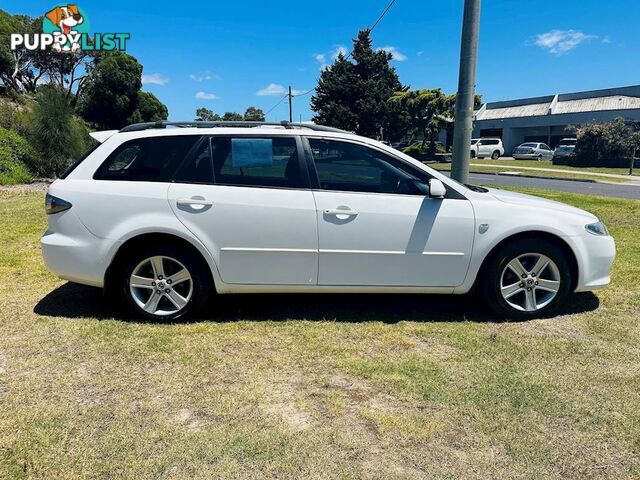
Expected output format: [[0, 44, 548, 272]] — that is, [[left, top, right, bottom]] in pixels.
[[177, 198, 213, 206], [324, 208, 358, 216]]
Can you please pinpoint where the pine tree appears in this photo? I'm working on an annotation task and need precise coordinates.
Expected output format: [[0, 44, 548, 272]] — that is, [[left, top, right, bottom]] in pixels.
[[311, 29, 408, 140]]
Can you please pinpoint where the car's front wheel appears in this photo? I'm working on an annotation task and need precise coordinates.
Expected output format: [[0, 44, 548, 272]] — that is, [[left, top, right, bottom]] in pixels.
[[484, 239, 572, 320], [115, 244, 210, 321]]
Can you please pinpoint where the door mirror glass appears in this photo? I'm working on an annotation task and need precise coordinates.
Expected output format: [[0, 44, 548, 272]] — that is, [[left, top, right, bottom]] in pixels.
[[429, 179, 447, 198]]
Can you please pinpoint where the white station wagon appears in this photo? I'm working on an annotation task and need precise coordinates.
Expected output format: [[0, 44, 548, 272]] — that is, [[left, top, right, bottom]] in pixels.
[[41, 121, 616, 321]]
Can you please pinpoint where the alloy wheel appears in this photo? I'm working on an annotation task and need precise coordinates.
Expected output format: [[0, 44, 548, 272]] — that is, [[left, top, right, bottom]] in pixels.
[[499, 253, 561, 312], [129, 255, 193, 316]]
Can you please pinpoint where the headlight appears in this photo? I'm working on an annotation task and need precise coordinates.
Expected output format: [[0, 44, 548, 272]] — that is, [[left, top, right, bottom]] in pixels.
[[585, 221, 608, 236]]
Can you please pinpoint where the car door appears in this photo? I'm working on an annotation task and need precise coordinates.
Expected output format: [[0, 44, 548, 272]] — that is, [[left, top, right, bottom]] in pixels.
[[304, 137, 475, 287], [541, 144, 553, 159], [168, 135, 318, 285], [476, 140, 487, 157]]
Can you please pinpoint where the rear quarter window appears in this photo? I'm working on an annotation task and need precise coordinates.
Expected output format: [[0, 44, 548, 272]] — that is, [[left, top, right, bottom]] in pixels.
[[94, 136, 200, 182]]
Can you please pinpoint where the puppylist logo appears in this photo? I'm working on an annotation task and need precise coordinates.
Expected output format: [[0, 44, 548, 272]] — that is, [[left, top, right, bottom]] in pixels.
[[10, 4, 130, 53]]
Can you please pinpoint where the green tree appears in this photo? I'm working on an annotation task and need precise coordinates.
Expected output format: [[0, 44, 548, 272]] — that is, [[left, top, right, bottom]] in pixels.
[[0, 10, 93, 99], [77, 52, 142, 129], [128, 91, 168, 124], [222, 111, 243, 121], [573, 118, 637, 167], [0, 10, 43, 94], [311, 29, 408, 141], [17, 85, 91, 176], [195, 108, 221, 121], [390, 89, 451, 155], [244, 106, 265, 121]]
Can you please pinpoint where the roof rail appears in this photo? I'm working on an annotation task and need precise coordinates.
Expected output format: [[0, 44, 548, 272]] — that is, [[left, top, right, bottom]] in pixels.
[[119, 120, 350, 133]]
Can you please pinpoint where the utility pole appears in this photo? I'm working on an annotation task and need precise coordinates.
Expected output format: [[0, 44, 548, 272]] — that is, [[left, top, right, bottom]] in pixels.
[[451, 0, 481, 183], [288, 85, 293, 123]]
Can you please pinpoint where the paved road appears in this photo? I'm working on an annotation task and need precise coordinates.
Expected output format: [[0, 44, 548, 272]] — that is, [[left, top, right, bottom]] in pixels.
[[442, 172, 640, 200]]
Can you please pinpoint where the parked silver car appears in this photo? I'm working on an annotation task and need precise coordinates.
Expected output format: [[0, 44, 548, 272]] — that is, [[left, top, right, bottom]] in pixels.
[[513, 143, 554, 160]]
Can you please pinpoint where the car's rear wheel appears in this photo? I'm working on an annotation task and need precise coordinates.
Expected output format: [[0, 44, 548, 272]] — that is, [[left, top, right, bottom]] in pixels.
[[116, 244, 210, 321], [491, 150, 500, 160], [537, 154, 543, 161], [484, 239, 572, 320]]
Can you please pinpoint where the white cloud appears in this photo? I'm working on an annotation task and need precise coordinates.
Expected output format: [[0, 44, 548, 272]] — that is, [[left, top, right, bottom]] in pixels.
[[417, 51, 423, 57], [195, 91, 219, 100], [189, 72, 220, 81], [256, 83, 302, 96], [331, 45, 348, 60], [141, 73, 168, 86], [379, 46, 407, 61], [534, 30, 597, 55], [257, 83, 286, 96], [602, 36, 611, 44], [314, 53, 326, 63]]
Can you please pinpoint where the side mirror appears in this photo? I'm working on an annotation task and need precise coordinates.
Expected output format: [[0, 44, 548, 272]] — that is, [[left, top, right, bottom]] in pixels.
[[429, 179, 446, 198]]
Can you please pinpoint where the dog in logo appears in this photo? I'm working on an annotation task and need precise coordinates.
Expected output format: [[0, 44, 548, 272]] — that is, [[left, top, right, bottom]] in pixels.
[[45, 5, 84, 52]]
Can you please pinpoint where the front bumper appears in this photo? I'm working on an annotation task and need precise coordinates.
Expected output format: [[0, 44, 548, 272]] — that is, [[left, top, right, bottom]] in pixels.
[[513, 153, 539, 160], [572, 233, 616, 292]]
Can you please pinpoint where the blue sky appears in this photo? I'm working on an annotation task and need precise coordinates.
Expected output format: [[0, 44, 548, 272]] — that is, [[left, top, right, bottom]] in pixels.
[[5, 0, 640, 122]]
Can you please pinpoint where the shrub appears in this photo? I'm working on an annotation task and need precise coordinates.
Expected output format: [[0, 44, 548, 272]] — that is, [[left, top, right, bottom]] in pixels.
[[0, 127, 39, 173], [15, 86, 92, 177], [573, 118, 637, 167], [0, 146, 32, 185], [403, 142, 446, 161]]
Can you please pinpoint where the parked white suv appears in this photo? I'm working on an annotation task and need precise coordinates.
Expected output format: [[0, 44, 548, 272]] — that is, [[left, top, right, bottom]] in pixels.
[[41, 121, 615, 321], [470, 138, 504, 159]]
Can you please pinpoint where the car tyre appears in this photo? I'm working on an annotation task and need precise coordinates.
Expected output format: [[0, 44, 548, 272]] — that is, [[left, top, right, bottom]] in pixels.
[[470, 150, 476, 159], [114, 243, 210, 321], [484, 238, 572, 320], [491, 150, 500, 160]]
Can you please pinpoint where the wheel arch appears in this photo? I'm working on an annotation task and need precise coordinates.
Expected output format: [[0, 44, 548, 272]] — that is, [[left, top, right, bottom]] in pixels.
[[473, 231, 579, 293], [104, 232, 217, 293]]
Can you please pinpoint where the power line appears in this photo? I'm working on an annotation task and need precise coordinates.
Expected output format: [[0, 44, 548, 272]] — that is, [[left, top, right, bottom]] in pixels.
[[264, 93, 289, 116], [289, 0, 399, 100], [369, 0, 398, 33], [345, 0, 398, 60], [292, 87, 315, 98], [274, 0, 398, 118]]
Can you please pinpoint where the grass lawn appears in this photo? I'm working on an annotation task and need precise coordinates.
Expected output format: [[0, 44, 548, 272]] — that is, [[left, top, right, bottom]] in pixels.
[[1, 187, 639, 479], [430, 159, 639, 183]]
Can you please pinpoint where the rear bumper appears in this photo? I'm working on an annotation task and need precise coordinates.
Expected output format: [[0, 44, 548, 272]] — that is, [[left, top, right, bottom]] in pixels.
[[41, 211, 117, 288]]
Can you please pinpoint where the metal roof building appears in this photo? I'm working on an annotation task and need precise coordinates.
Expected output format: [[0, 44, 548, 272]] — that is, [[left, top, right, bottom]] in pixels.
[[472, 85, 640, 153]]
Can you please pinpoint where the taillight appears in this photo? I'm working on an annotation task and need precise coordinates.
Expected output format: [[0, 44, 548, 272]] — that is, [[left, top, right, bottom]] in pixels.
[[45, 193, 72, 215]]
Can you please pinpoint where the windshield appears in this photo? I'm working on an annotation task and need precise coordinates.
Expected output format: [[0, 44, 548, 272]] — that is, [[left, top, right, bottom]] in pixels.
[[471, 139, 479, 145]]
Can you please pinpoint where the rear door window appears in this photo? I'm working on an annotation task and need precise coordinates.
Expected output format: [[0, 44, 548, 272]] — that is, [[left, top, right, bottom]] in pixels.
[[210, 137, 306, 188], [94, 136, 200, 182], [173, 138, 213, 184]]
